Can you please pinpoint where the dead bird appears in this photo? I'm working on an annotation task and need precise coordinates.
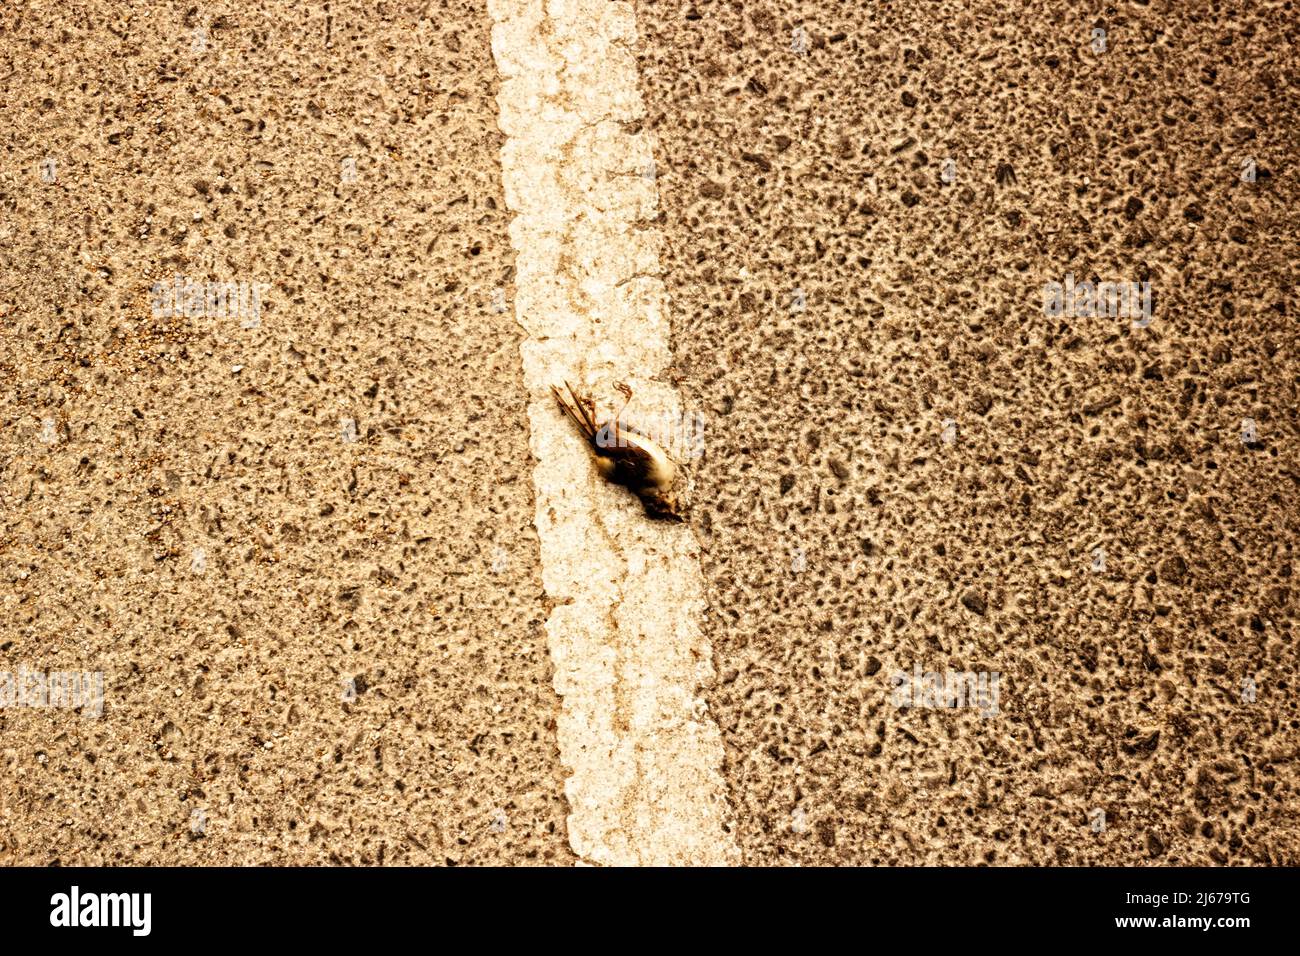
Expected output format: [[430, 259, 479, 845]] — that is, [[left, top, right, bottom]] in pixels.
[[550, 380, 684, 521]]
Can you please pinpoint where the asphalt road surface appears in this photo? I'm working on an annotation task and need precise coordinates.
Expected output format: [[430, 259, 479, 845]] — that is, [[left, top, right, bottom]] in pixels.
[[1, 0, 1296, 866]]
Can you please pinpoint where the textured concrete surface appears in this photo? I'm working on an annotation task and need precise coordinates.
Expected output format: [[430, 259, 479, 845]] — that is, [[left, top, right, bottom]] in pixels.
[[1, 0, 1297, 868], [636, 0, 1298, 864], [0, 1, 573, 865]]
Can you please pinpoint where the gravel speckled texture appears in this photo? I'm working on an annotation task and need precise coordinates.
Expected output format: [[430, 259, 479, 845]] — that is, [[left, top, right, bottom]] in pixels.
[[635, 0, 1299, 864], [1, 0, 1296, 869], [0, 1, 573, 865]]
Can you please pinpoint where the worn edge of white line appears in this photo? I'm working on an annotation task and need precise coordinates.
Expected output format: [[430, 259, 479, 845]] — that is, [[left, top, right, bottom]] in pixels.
[[487, 0, 737, 866]]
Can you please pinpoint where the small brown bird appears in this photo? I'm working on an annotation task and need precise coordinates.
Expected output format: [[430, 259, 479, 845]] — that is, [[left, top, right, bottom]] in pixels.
[[551, 380, 684, 521]]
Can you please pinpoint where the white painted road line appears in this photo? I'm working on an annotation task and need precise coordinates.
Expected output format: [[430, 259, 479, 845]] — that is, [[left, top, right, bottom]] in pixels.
[[488, 0, 737, 865]]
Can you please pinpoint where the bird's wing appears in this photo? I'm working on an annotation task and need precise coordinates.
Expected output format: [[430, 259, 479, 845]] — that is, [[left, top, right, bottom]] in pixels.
[[551, 383, 596, 441]]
